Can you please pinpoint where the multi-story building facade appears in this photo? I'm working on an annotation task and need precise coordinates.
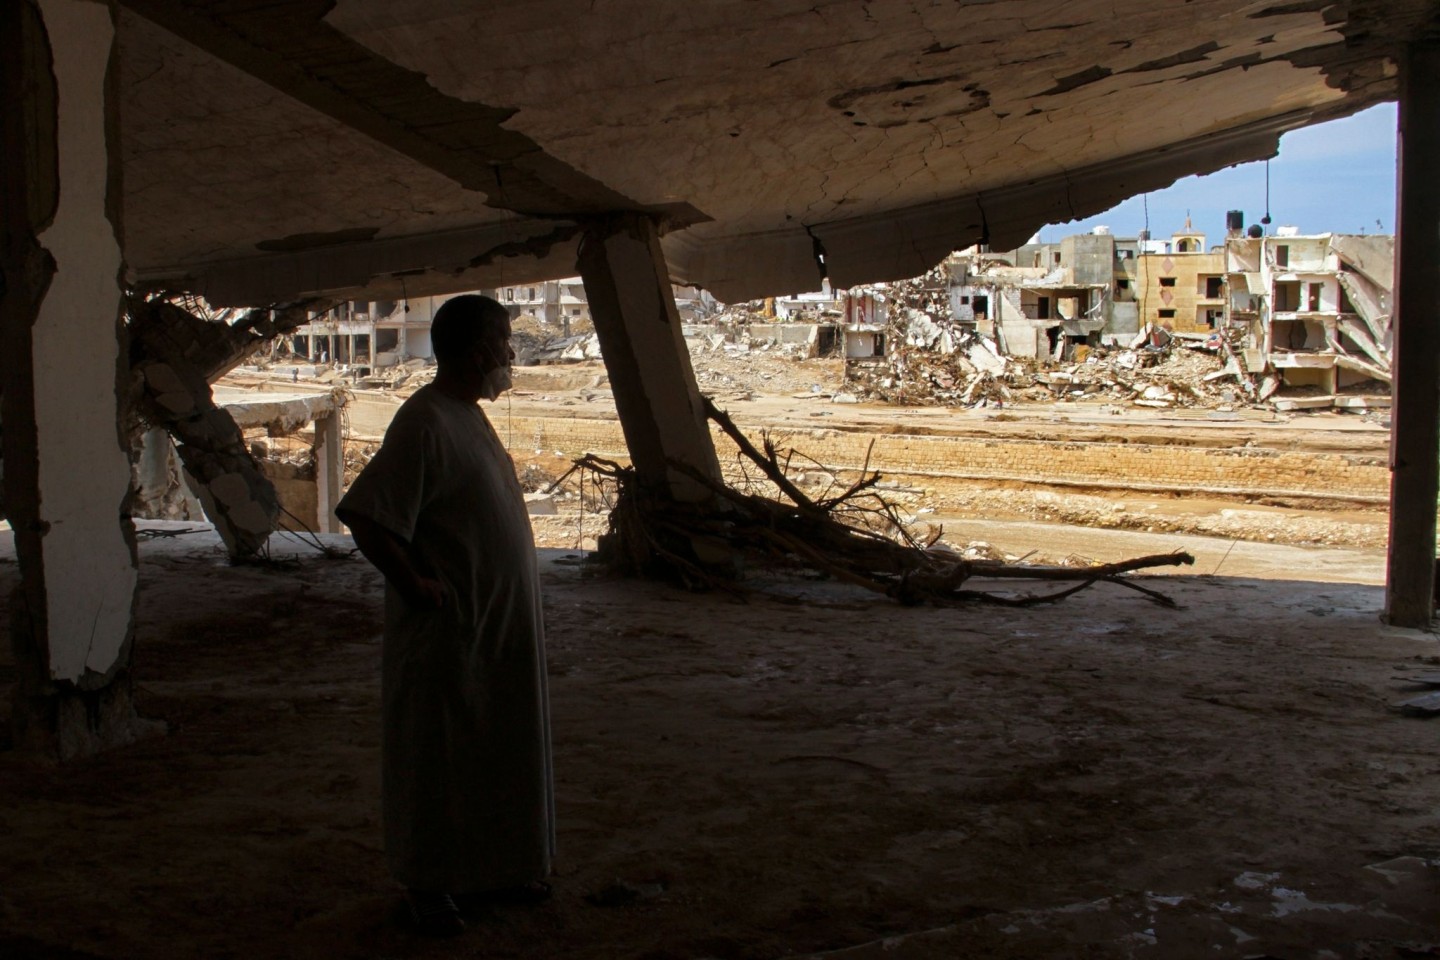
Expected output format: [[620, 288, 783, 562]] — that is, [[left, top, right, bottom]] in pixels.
[[1135, 222, 1226, 335], [1225, 230, 1393, 393], [292, 294, 450, 368]]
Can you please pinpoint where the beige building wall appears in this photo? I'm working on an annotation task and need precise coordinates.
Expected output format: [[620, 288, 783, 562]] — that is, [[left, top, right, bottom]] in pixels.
[[1136, 250, 1226, 334]]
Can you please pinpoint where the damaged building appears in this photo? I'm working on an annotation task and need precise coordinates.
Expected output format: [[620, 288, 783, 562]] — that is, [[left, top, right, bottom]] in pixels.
[[864, 213, 1394, 409], [1228, 229, 1395, 400]]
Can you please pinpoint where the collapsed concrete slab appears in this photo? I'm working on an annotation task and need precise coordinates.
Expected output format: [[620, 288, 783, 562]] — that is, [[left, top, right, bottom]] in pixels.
[[129, 303, 281, 558], [126, 297, 336, 555]]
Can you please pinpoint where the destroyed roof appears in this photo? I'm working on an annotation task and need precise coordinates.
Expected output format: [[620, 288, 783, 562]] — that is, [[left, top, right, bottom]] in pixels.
[[111, 1, 1434, 306]]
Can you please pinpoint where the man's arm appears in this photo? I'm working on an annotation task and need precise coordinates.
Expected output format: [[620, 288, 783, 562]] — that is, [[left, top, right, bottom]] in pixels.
[[339, 510, 446, 610]]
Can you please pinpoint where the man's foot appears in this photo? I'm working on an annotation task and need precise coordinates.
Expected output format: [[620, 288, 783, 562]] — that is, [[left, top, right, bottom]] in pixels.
[[407, 890, 466, 938], [456, 880, 553, 910]]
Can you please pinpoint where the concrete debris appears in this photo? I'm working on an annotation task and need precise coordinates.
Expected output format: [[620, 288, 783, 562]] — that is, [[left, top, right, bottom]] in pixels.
[[684, 232, 1393, 414], [130, 427, 206, 523], [129, 297, 286, 558], [521, 332, 603, 364], [524, 492, 559, 515]]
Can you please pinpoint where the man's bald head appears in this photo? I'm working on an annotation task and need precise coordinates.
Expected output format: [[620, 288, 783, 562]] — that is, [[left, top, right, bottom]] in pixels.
[[431, 295, 511, 369]]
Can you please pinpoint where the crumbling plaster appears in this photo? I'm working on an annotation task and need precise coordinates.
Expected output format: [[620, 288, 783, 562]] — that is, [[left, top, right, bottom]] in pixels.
[[117, 9, 510, 275], [32, 0, 137, 683]]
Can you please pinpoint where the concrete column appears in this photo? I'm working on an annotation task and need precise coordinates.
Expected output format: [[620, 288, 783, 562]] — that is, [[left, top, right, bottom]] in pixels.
[[578, 214, 722, 501], [1385, 41, 1440, 628], [1, 0, 153, 756], [313, 411, 344, 534]]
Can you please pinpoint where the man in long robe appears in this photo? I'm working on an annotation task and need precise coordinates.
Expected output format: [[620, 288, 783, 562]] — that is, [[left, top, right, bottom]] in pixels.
[[337, 295, 554, 936]]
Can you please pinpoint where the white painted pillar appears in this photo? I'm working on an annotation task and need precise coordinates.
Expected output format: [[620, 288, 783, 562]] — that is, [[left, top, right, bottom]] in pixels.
[[313, 410, 344, 534], [1, 0, 149, 756], [578, 215, 722, 502]]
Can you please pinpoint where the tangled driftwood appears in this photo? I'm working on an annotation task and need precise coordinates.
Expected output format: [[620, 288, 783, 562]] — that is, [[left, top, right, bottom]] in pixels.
[[559, 398, 1194, 606]]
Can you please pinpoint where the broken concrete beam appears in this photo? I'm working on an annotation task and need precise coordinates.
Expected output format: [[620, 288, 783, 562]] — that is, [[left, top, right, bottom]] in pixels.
[[1272, 396, 1336, 411], [222, 389, 345, 436], [1332, 395, 1392, 410], [130, 298, 281, 558], [524, 492, 559, 515], [129, 296, 329, 386]]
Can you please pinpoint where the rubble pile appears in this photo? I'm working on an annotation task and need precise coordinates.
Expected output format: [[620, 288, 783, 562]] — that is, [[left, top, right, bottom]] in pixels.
[[710, 302, 780, 326], [518, 332, 603, 364], [853, 325, 1259, 411]]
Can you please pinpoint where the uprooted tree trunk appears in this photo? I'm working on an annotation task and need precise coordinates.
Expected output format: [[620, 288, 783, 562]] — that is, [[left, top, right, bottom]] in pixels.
[[568, 397, 1195, 607], [127, 295, 330, 558]]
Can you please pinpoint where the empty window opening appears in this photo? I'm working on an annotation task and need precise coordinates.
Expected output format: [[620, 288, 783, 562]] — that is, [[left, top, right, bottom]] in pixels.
[[1276, 245, 1290, 267], [1307, 284, 1321, 311], [1159, 277, 1177, 288], [1158, 309, 1176, 319], [1274, 281, 1301, 312], [1205, 277, 1223, 298]]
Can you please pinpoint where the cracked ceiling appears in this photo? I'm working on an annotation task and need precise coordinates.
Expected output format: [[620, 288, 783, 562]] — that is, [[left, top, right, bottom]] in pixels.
[[114, 0, 1439, 305]]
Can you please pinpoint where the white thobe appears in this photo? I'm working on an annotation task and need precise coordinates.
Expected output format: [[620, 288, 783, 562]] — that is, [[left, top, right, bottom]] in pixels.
[[337, 385, 554, 892]]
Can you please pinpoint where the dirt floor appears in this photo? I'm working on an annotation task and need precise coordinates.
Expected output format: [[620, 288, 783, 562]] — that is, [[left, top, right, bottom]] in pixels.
[[2, 525, 1439, 960], [7, 344, 1429, 958]]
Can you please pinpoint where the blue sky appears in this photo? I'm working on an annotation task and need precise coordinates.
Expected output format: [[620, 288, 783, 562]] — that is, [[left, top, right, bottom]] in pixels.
[[1039, 103, 1398, 244]]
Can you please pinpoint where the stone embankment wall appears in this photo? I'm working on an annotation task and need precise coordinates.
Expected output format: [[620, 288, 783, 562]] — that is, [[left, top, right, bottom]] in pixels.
[[481, 415, 1390, 504], [275, 385, 1389, 504]]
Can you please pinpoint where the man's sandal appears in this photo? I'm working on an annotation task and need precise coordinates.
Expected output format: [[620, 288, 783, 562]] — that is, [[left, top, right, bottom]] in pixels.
[[407, 890, 466, 938]]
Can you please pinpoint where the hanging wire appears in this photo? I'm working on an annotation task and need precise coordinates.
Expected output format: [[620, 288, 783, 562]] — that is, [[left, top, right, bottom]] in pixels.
[[1261, 158, 1273, 226], [578, 464, 587, 556], [1138, 193, 1150, 335]]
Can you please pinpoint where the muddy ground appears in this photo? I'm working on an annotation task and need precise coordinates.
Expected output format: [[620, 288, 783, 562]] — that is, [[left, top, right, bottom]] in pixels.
[[1, 526, 1438, 960]]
